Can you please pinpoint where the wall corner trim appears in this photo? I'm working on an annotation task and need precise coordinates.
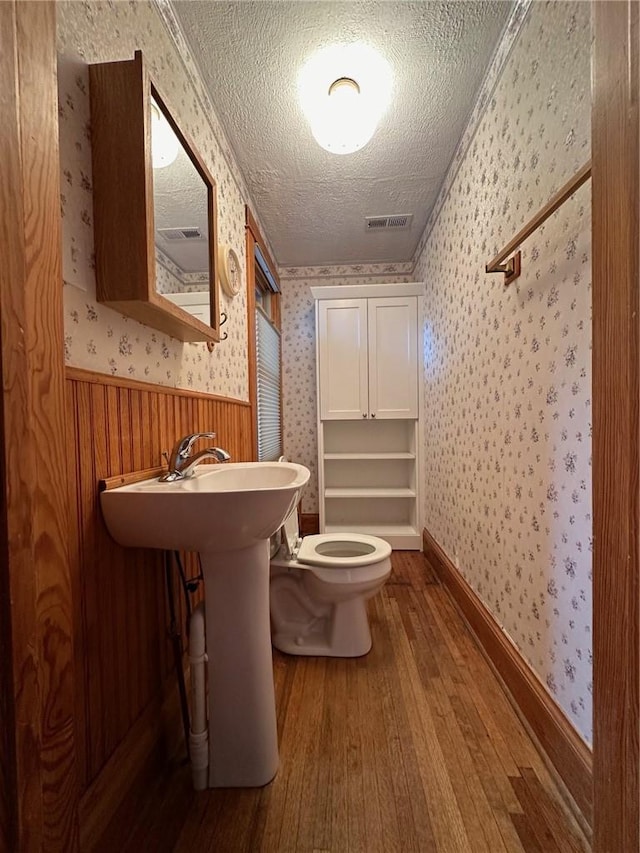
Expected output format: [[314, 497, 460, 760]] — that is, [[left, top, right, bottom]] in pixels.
[[422, 527, 593, 828]]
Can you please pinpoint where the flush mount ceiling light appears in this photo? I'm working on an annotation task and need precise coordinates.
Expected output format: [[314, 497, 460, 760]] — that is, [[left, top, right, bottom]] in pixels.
[[150, 100, 179, 169], [298, 43, 393, 155]]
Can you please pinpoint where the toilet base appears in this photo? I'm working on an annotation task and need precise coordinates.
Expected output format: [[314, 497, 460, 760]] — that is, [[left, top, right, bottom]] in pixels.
[[272, 595, 373, 658]]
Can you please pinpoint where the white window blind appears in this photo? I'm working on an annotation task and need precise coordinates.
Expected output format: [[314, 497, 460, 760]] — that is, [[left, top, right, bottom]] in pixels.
[[256, 308, 282, 461]]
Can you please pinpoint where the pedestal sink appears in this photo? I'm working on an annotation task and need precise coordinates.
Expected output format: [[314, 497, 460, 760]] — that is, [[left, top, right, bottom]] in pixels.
[[100, 461, 310, 787]]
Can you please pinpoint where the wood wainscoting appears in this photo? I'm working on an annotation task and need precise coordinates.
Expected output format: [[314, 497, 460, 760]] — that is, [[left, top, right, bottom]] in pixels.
[[422, 528, 593, 830], [65, 367, 254, 843]]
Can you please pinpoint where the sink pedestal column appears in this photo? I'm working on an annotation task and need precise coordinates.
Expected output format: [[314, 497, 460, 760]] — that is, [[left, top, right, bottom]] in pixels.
[[201, 539, 278, 787]]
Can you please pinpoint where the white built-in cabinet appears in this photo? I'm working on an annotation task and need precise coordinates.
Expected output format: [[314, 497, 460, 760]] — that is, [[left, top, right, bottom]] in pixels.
[[318, 296, 418, 419], [312, 283, 423, 550]]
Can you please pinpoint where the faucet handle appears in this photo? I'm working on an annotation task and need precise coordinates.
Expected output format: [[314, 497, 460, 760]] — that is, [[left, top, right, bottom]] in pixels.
[[176, 432, 216, 460]]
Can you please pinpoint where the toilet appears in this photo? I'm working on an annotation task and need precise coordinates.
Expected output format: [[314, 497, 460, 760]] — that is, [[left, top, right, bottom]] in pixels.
[[269, 502, 392, 658]]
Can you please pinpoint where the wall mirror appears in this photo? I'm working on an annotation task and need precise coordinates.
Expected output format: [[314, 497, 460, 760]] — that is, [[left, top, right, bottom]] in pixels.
[[89, 51, 220, 346]]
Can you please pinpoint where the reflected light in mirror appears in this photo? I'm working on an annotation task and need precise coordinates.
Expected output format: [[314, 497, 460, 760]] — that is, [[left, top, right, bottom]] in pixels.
[[151, 101, 179, 168]]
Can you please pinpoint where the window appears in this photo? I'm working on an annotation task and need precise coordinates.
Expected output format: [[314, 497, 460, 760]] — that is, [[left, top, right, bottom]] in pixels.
[[254, 248, 282, 461]]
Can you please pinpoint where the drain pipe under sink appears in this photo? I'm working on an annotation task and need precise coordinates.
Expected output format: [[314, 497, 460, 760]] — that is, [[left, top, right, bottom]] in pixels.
[[189, 602, 208, 790]]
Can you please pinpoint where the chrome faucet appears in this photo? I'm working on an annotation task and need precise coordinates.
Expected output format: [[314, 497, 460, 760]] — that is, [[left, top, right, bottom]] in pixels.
[[160, 432, 231, 482]]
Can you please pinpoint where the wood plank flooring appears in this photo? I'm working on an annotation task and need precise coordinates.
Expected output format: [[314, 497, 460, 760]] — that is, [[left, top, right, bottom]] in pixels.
[[96, 552, 589, 852]]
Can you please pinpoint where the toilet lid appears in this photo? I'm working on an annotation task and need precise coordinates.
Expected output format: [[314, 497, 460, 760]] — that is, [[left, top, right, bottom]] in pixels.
[[297, 533, 391, 568]]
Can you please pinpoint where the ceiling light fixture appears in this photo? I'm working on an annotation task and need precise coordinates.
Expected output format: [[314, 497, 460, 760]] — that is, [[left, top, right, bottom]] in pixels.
[[150, 100, 179, 169], [298, 43, 393, 155]]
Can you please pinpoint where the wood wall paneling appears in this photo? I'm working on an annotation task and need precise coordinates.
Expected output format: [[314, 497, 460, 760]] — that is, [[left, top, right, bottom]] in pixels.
[[78, 669, 184, 851], [0, 2, 79, 848], [423, 528, 593, 829], [592, 3, 640, 850], [65, 368, 254, 833]]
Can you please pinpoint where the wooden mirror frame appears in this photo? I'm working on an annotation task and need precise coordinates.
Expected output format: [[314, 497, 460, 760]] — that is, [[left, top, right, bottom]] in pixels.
[[89, 50, 220, 345]]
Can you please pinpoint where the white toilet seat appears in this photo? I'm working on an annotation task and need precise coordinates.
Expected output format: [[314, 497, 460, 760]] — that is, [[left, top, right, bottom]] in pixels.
[[272, 533, 391, 585], [297, 532, 391, 569]]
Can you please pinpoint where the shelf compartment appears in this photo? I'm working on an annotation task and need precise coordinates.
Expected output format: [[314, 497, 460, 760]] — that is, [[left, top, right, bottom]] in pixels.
[[323, 452, 415, 460], [325, 496, 416, 529], [324, 457, 415, 491], [322, 419, 415, 455], [325, 523, 419, 537], [325, 487, 416, 498]]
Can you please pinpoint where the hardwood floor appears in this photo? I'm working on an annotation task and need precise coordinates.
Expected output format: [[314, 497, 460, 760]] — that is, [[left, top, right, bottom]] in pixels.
[[97, 553, 589, 852]]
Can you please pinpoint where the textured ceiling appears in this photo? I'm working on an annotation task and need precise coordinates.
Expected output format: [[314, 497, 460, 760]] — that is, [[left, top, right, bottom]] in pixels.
[[153, 147, 210, 272], [171, 1, 512, 268]]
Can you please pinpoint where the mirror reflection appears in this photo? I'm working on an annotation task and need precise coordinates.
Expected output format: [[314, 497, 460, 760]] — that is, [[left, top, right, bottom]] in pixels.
[[151, 96, 211, 326]]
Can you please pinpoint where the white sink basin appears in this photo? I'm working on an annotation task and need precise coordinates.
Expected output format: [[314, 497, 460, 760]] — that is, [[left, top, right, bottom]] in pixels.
[[100, 461, 309, 553], [100, 459, 310, 789]]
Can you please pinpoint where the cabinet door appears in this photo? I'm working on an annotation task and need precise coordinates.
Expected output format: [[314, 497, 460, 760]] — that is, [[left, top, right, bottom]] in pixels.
[[318, 299, 369, 419], [368, 296, 418, 418]]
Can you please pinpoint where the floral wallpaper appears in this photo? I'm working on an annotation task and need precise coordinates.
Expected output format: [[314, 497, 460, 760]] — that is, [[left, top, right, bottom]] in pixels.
[[414, 1, 592, 743], [155, 247, 209, 296], [57, 0, 261, 399], [280, 264, 413, 513], [156, 259, 186, 296]]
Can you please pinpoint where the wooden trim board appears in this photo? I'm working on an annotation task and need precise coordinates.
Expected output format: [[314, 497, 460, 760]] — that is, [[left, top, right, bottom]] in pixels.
[[592, 3, 640, 850], [300, 513, 320, 537], [422, 527, 593, 828], [246, 206, 280, 291], [99, 467, 166, 491], [245, 216, 259, 458], [65, 366, 250, 406], [0, 3, 78, 848]]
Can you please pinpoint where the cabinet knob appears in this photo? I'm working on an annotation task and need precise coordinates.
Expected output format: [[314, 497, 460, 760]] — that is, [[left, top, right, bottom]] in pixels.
[[371, 413, 376, 418], [362, 413, 368, 418]]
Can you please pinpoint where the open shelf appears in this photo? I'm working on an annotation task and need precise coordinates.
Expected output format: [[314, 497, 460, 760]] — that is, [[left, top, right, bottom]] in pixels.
[[325, 523, 419, 537], [324, 446, 415, 491], [324, 494, 414, 519], [325, 487, 416, 498], [323, 451, 415, 460], [323, 419, 416, 455], [319, 418, 420, 550]]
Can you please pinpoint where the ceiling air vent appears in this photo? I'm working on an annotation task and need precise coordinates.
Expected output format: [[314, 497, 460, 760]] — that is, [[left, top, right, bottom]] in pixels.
[[157, 226, 204, 241], [365, 214, 413, 232]]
